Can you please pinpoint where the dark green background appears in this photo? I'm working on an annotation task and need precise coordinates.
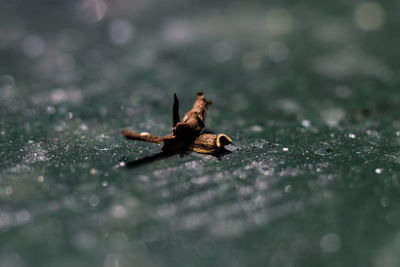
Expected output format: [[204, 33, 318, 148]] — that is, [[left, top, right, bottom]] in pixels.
[[1, 0, 400, 266]]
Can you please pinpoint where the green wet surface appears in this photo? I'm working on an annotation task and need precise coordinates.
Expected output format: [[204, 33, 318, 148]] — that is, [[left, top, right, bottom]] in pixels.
[[1, 1, 400, 266]]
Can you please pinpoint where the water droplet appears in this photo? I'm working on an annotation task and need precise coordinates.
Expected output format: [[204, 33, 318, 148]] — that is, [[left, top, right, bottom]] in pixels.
[[111, 205, 127, 218], [5, 186, 13, 195], [161, 19, 194, 44], [108, 19, 134, 45], [354, 2, 385, 31], [380, 197, 390, 207], [301, 120, 311, 128], [73, 231, 96, 250], [348, 133, 356, 139], [322, 108, 344, 127], [249, 125, 263, 133], [21, 34, 46, 57], [320, 233, 341, 253], [284, 185, 293, 193], [80, 124, 88, 131], [77, 0, 107, 24], [46, 106, 56, 114], [15, 210, 31, 224]]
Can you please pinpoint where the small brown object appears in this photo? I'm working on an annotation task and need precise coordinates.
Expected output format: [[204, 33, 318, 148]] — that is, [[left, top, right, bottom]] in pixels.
[[122, 93, 232, 154], [188, 134, 233, 154]]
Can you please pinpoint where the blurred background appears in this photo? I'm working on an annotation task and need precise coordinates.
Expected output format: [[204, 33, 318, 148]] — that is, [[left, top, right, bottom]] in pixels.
[[1, 0, 400, 267]]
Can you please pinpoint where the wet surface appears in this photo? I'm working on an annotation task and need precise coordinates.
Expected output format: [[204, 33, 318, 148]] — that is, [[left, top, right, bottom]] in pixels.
[[1, 1, 400, 266]]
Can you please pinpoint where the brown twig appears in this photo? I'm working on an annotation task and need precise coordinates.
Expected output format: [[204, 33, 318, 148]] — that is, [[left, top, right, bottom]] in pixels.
[[122, 93, 231, 154], [173, 93, 212, 136], [121, 130, 171, 143]]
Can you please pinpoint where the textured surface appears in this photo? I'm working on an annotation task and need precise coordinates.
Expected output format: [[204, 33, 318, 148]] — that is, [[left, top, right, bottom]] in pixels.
[[1, 1, 400, 267]]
